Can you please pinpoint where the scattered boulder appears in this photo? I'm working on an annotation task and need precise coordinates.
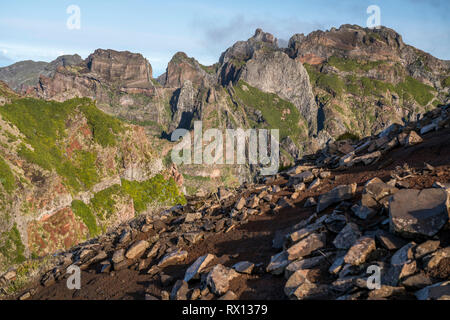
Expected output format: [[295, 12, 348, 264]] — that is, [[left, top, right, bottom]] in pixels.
[[333, 223, 361, 249], [287, 233, 326, 261], [112, 249, 125, 264], [317, 184, 357, 213], [170, 280, 189, 300], [158, 250, 188, 268], [206, 265, 239, 296], [415, 281, 450, 300], [285, 255, 327, 278], [125, 240, 149, 260], [232, 261, 255, 274], [351, 204, 376, 220], [389, 189, 449, 238], [304, 197, 317, 208], [344, 236, 376, 266], [266, 251, 290, 275], [398, 131, 423, 147], [184, 254, 215, 282], [235, 197, 247, 210], [219, 291, 238, 300]]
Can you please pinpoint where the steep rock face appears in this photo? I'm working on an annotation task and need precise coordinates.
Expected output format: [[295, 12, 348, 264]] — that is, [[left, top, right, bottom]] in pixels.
[[218, 29, 318, 134], [0, 55, 83, 91], [164, 52, 216, 88], [169, 80, 203, 131], [220, 28, 278, 66], [239, 50, 318, 133], [219, 28, 278, 85]]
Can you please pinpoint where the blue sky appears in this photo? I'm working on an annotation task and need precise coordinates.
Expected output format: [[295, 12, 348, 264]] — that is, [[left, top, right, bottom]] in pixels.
[[0, 0, 449, 76]]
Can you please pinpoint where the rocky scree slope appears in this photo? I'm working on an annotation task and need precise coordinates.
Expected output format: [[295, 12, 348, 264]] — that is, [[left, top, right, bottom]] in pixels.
[[0, 84, 185, 275], [2, 103, 449, 300]]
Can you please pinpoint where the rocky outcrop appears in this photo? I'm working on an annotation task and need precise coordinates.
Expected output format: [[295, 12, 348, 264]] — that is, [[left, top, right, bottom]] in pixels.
[[0, 54, 83, 91], [86, 49, 153, 90], [239, 50, 318, 133], [163, 52, 216, 88], [218, 29, 318, 134], [33, 49, 156, 100]]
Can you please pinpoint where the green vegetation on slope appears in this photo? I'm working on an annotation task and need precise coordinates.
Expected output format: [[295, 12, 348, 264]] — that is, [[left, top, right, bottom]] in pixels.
[[442, 76, 450, 88], [234, 81, 306, 141], [328, 56, 385, 72], [336, 132, 360, 141], [396, 76, 435, 106], [77, 101, 124, 147], [71, 200, 99, 237], [0, 97, 123, 192], [122, 174, 186, 213], [90, 184, 123, 221], [306, 61, 436, 107], [0, 156, 15, 193], [71, 175, 185, 235], [0, 224, 26, 268]]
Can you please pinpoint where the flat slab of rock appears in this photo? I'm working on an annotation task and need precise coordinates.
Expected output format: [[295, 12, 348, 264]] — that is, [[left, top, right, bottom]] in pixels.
[[158, 249, 188, 268], [232, 261, 254, 274], [344, 236, 376, 266], [112, 248, 125, 264], [317, 184, 356, 213], [185, 212, 202, 223], [365, 182, 398, 201], [125, 240, 149, 260], [184, 254, 215, 282], [415, 281, 450, 300], [206, 264, 239, 296], [285, 255, 327, 279], [287, 233, 326, 261], [375, 230, 407, 251], [389, 188, 449, 238], [266, 251, 289, 275], [235, 197, 247, 210], [333, 223, 361, 250]]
